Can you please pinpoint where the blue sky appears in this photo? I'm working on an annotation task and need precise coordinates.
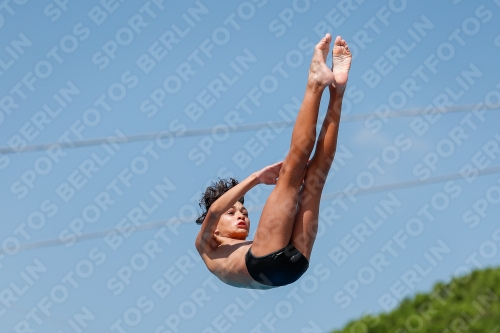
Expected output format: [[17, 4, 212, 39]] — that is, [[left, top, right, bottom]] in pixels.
[[1, 0, 500, 332]]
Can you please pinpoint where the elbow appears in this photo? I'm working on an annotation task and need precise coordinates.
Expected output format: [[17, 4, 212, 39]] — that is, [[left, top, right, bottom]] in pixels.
[[194, 239, 202, 254], [195, 235, 205, 254]]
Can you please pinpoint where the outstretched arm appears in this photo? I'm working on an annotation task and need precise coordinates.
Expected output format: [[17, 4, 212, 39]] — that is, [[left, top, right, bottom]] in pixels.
[[195, 161, 283, 251]]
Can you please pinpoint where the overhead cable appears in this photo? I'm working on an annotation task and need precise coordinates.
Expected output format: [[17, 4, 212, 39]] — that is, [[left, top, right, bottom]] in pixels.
[[2, 165, 498, 255], [1, 103, 498, 155]]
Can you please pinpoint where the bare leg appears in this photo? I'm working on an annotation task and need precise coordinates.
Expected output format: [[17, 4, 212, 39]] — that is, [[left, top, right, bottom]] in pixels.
[[251, 34, 336, 256], [291, 36, 352, 260]]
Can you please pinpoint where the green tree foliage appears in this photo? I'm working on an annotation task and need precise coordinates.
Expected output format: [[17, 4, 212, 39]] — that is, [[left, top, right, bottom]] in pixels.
[[331, 267, 500, 333]]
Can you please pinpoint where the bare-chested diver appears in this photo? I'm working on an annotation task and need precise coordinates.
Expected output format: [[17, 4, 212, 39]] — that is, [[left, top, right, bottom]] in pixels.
[[195, 34, 352, 289]]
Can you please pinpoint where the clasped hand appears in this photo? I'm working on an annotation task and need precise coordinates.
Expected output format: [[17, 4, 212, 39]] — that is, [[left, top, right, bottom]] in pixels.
[[254, 161, 283, 185]]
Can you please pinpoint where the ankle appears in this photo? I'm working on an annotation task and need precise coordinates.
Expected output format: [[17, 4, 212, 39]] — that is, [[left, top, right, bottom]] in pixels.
[[328, 84, 346, 96], [307, 79, 326, 93]]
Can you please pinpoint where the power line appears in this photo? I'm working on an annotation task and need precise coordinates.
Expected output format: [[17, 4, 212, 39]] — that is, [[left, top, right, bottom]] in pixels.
[[2, 165, 498, 255], [248, 165, 500, 211], [0, 215, 191, 255], [1, 103, 498, 155]]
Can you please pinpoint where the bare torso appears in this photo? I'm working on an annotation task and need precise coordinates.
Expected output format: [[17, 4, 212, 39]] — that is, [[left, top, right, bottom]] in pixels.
[[197, 238, 274, 289]]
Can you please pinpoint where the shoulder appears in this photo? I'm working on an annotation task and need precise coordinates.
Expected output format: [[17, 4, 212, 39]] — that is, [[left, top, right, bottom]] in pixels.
[[195, 229, 217, 255], [195, 212, 220, 254]]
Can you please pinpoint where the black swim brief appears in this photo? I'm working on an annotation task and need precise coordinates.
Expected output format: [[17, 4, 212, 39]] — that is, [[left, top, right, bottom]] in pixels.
[[245, 243, 309, 287]]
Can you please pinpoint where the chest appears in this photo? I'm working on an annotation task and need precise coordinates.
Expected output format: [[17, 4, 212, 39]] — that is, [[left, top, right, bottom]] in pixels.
[[208, 243, 251, 275]]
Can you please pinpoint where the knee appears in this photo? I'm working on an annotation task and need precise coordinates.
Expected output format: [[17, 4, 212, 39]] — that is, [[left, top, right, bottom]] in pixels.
[[279, 161, 307, 185], [309, 167, 327, 185], [301, 172, 326, 202], [292, 134, 316, 157]]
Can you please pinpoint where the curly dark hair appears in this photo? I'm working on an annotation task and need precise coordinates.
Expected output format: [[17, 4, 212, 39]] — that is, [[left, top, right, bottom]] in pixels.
[[196, 178, 244, 225]]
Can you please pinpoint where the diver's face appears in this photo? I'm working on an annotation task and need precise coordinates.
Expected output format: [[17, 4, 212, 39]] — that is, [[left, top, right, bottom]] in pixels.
[[215, 201, 249, 240]]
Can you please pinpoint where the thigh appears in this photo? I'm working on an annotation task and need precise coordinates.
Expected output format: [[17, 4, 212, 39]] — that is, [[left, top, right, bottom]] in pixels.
[[251, 153, 310, 256], [290, 163, 326, 260], [251, 180, 302, 257]]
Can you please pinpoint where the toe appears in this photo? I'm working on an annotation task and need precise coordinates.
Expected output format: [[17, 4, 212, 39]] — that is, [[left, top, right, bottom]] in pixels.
[[318, 34, 332, 50]]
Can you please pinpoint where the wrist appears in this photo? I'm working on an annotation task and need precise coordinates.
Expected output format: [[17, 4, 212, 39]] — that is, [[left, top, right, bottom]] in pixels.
[[250, 172, 261, 185]]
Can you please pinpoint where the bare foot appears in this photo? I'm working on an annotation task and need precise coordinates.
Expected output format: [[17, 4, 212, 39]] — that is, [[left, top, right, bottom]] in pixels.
[[331, 36, 352, 91], [308, 34, 336, 91]]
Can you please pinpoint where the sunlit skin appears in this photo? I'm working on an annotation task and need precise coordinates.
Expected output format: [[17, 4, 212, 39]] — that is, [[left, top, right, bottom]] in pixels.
[[195, 34, 352, 289], [214, 202, 250, 242]]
